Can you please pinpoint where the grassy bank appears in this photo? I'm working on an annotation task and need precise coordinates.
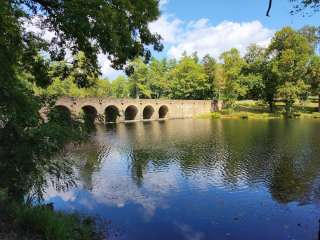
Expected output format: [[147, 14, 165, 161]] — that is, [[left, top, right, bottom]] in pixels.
[[0, 189, 102, 240], [197, 100, 320, 120]]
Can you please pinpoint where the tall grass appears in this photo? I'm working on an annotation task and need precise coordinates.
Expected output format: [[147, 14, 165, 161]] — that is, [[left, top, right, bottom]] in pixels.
[[0, 189, 102, 240]]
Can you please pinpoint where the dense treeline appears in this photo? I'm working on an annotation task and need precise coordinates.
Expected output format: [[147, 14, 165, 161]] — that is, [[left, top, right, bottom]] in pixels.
[[44, 26, 320, 114]]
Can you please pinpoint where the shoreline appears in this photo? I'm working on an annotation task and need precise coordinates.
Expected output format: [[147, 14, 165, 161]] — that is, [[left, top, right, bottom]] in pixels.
[[197, 111, 320, 120], [196, 100, 320, 120]]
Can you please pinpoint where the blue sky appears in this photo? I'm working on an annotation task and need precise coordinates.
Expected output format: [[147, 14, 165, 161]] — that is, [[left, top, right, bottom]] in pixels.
[[103, 0, 319, 79], [162, 0, 319, 29]]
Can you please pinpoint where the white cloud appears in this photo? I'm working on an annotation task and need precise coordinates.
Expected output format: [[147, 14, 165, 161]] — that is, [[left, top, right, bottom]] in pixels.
[[23, 10, 275, 79], [166, 19, 275, 59], [91, 167, 180, 217], [97, 54, 124, 80], [159, 0, 169, 8], [126, 18, 274, 76], [149, 15, 183, 44]]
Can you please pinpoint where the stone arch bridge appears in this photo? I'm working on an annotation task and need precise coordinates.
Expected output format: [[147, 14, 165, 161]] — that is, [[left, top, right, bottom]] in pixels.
[[54, 97, 213, 123]]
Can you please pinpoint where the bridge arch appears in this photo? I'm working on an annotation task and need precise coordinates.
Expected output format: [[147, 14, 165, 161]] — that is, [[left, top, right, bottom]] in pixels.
[[143, 105, 155, 120], [125, 105, 138, 121], [159, 105, 169, 119], [105, 105, 120, 123], [51, 105, 72, 123], [81, 105, 97, 124]]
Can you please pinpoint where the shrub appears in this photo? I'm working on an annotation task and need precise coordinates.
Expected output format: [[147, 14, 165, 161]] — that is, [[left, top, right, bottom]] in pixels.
[[14, 205, 99, 240], [0, 190, 101, 240]]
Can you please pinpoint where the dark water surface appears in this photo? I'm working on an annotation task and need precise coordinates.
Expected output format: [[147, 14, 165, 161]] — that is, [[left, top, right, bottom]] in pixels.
[[46, 119, 320, 240]]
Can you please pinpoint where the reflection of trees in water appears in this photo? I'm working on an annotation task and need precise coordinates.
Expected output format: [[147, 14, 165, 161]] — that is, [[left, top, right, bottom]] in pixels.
[[62, 127, 111, 191], [129, 148, 173, 186], [265, 120, 320, 204], [77, 144, 111, 191], [113, 119, 320, 205], [269, 157, 311, 204]]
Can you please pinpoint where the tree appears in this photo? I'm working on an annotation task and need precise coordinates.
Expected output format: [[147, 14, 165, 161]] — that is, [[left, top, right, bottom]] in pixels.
[[265, 27, 313, 114], [277, 81, 310, 114], [298, 26, 320, 53], [168, 55, 209, 100], [9, 0, 163, 69], [70, 52, 99, 88], [87, 79, 112, 97], [220, 48, 247, 105], [127, 58, 152, 98], [46, 53, 112, 97], [290, 0, 320, 14], [111, 76, 130, 98], [148, 58, 170, 98], [267, 0, 320, 16], [0, 0, 163, 200], [307, 55, 320, 111], [242, 44, 265, 99], [213, 64, 227, 101], [202, 55, 217, 99]]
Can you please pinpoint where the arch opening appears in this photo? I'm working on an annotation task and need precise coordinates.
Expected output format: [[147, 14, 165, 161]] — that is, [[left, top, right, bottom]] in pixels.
[[143, 105, 154, 120], [105, 105, 120, 123], [50, 105, 72, 124], [125, 105, 138, 121], [81, 105, 97, 125], [159, 105, 169, 119]]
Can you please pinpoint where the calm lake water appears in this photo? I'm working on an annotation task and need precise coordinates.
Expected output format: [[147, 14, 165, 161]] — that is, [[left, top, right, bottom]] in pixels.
[[46, 119, 320, 240]]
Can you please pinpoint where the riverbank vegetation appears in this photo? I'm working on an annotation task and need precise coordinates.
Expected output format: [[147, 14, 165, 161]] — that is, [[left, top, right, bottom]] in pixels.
[[0, 189, 101, 240], [197, 100, 320, 120], [41, 26, 320, 117]]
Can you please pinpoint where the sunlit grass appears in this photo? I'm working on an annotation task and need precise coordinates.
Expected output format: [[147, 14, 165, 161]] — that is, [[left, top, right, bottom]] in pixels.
[[196, 100, 320, 120]]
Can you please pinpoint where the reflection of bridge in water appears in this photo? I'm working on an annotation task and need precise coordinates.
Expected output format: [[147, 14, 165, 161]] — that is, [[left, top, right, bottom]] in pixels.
[[54, 97, 213, 123]]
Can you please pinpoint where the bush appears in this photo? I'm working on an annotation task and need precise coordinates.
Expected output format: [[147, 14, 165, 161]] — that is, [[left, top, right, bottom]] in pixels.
[[0, 190, 101, 240], [16, 205, 70, 239], [15, 205, 98, 240]]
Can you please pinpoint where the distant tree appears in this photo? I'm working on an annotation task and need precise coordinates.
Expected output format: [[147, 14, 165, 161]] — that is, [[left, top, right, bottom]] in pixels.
[[220, 48, 247, 105], [70, 52, 99, 88], [265, 27, 313, 114], [298, 26, 320, 53], [87, 79, 112, 97], [128, 58, 152, 98], [169, 55, 209, 99], [202, 55, 217, 99], [111, 76, 130, 98], [148, 58, 170, 98], [213, 64, 227, 101], [306, 55, 320, 111], [242, 44, 265, 99]]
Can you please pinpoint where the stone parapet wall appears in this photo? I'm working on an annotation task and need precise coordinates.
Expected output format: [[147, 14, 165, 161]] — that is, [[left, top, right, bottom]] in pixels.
[[55, 97, 213, 123]]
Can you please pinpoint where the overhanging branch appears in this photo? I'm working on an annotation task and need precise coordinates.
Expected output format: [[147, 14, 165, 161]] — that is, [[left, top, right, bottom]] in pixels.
[[266, 0, 272, 16]]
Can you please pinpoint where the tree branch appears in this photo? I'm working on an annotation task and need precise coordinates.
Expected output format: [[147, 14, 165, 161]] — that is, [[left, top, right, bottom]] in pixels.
[[266, 0, 272, 17]]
